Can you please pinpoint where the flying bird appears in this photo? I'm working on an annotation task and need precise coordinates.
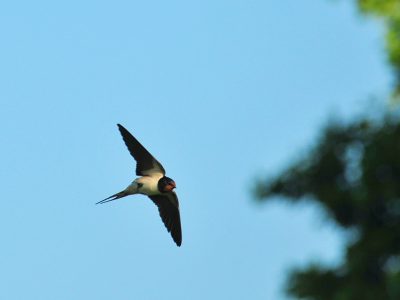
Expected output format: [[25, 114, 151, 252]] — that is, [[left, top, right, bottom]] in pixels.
[[97, 124, 182, 247]]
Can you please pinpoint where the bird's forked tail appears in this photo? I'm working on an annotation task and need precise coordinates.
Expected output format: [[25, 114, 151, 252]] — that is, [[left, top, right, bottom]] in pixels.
[[96, 190, 128, 205]]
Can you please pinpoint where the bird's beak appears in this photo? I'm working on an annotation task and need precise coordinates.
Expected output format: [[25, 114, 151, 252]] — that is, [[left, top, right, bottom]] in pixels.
[[165, 181, 176, 192]]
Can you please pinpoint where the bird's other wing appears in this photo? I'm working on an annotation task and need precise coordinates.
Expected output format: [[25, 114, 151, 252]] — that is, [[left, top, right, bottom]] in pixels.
[[117, 124, 166, 176], [148, 192, 182, 247]]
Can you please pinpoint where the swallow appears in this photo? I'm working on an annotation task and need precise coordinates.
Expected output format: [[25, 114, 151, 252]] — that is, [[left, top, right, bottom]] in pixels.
[[97, 124, 182, 247]]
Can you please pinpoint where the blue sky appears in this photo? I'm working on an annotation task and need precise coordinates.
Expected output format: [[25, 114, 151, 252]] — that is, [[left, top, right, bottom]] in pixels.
[[0, 1, 391, 299]]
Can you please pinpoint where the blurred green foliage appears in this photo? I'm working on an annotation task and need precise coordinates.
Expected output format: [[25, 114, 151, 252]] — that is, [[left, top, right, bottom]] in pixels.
[[255, 2, 400, 298], [358, 0, 400, 97], [256, 2, 400, 298], [256, 116, 400, 299]]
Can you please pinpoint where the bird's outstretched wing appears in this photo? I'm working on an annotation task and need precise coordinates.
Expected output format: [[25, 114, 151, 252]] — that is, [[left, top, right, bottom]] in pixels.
[[148, 192, 182, 247], [117, 124, 166, 176]]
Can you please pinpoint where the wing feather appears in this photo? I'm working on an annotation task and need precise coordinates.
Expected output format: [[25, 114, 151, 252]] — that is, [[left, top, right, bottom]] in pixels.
[[117, 124, 165, 176], [148, 192, 182, 246]]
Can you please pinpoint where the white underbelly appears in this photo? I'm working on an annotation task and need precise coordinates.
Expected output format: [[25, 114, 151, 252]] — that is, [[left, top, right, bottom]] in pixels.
[[134, 175, 162, 195]]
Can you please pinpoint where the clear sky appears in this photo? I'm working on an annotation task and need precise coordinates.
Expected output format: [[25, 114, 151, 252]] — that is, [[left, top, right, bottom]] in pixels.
[[0, 1, 391, 299]]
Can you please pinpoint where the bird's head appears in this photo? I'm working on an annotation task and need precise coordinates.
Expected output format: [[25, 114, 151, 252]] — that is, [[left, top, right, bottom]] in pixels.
[[158, 176, 176, 193]]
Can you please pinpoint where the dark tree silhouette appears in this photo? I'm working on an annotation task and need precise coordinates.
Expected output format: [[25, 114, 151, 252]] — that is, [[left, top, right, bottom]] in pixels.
[[256, 116, 400, 299], [254, 2, 400, 298]]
